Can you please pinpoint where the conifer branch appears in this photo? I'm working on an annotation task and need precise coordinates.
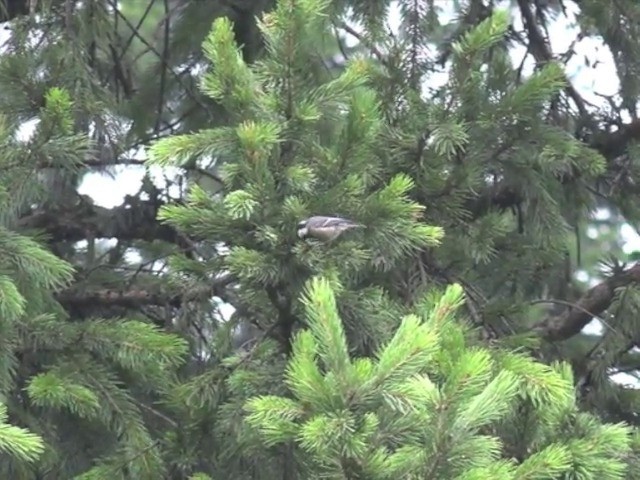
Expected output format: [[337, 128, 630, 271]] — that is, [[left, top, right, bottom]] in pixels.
[[533, 263, 640, 341], [56, 287, 183, 309], [19, 196, 181, 244], [56, 273, 235, 309], [464, 118, 640, 219]]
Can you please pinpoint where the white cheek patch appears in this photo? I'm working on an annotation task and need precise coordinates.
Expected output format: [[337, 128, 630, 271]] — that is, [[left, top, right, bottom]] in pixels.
[[297, 227, 308, 238]]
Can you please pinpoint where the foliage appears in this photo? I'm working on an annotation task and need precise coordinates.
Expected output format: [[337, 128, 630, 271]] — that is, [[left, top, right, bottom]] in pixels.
[[246, 278, 633, 479], [0, 403, 45, 464]]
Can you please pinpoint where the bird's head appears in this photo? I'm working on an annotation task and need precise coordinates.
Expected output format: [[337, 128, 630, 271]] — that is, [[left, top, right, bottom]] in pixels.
[[296, 219, 309, 239]]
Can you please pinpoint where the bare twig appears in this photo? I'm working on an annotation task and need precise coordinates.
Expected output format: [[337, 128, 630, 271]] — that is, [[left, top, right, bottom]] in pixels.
[[154, 0, 171, 134], [333, 25, 350, 62], [119, 0, 156, 59], [101, 0, 210, 115], [335, 21, 387, 65], [133, 398, 177, 427]]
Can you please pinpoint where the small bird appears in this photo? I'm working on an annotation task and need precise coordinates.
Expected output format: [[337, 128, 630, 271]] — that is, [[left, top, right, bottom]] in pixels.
[[297, 215, 364, 242]]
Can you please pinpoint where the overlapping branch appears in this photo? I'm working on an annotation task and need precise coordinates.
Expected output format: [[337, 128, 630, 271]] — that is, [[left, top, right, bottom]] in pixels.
[[589, 119, 640, 161], [56, 273, 235, 309], [56, 287, 182, 309], [19, 196, 179, 244], [533, 263, 640, 341], [20, 196, 239, 312], [516, 0, 588, 116]]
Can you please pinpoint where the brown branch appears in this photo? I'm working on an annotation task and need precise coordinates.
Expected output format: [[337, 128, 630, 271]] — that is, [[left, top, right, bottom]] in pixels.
[[335, 21, 387, 66], [516, 0, 588, 117], [464, 183, 522, 218], [18, 196, 178, 244], [532, 263, 640, 341], [56, 273, 235, 309], [0, 156, 147, 174], [589, 119, 640, 160], [118, 0, 156, 59], [57, 288, 182, 309], [265, 284, 297, 355], [153, 0, 171, 134], [81, 156, 146, 167]]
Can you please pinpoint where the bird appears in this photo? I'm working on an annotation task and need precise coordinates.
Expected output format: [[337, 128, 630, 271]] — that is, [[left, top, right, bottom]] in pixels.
[[296, 215, 364, 242]]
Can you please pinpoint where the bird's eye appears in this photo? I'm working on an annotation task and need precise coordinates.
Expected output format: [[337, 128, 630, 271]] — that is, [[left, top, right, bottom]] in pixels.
[[297, 222, 306, 229]]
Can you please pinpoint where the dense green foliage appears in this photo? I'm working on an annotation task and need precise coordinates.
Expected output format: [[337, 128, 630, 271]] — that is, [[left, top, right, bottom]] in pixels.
[[247, 278, 633, 479], [1, 0, 640, 478]]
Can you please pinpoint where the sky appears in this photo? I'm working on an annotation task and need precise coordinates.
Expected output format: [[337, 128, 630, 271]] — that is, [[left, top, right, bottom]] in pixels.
[[1, 1, 638, 384]]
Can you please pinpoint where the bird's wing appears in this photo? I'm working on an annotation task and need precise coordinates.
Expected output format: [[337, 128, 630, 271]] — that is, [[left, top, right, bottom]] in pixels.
[[320, 217, 358, 227]]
